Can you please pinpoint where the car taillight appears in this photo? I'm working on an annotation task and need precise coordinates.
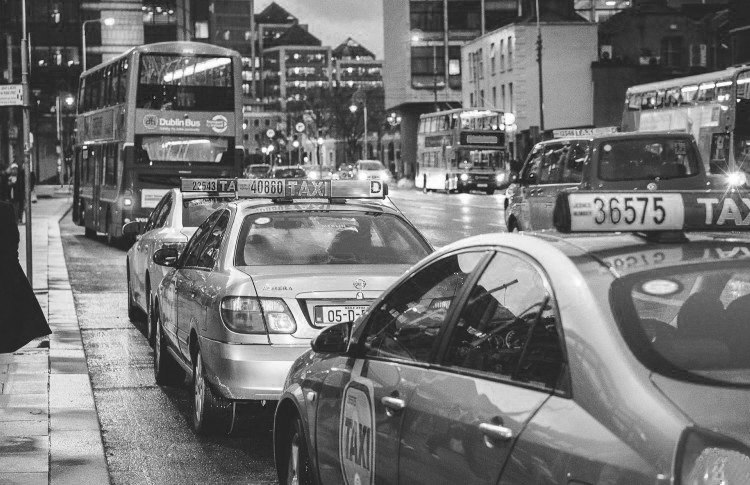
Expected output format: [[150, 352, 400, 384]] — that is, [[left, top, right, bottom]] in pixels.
[[677, 427, 750, 485], [220, 297, 297, 334]]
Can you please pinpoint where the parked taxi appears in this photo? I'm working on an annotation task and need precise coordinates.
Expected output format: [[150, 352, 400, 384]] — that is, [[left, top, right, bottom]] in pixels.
[[275, 187, 750, 485], [504, 131, 714, 231], [151, 178, 432, 435], [123, 184, 235, 344]]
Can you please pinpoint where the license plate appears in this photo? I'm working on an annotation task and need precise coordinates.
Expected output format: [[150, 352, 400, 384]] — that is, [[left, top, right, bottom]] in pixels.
[[477, 183, 488, 188], [314, 305, 369, 325]]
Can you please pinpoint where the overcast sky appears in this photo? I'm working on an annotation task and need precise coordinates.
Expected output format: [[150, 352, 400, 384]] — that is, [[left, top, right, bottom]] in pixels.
[[255, 0, 384, 59]]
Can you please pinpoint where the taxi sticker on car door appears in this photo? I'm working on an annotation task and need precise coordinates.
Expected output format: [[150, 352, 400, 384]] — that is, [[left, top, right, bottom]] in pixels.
[[339, 378, 375, 485]]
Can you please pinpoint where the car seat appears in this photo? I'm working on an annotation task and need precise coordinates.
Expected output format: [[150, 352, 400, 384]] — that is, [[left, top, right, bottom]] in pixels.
[[327, 229, 368, 263]]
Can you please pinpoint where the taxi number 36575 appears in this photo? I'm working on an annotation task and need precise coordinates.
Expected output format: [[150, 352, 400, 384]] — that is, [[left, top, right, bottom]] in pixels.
[[593, 196, 666, 225]]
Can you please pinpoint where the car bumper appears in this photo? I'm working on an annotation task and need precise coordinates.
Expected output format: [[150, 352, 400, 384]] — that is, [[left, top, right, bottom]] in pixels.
[[198, 336, 308, 401]]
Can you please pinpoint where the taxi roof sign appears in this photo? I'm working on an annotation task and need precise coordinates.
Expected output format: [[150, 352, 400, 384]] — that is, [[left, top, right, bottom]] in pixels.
[[180, 178, 387, 200], [554, 190, 750, 234]]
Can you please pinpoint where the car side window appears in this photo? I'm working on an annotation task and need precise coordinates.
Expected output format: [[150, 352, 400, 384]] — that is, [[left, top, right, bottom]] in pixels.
[[443, 251, 566, 392], [561, 141, 589, 183], [145, 196, 166, 232], [538, 143, 566, 185], [521, 146, 543, 184], [195, 211, 230, 269], [155, 195, 172, 228], [181, 210, 222, 268], [361, 251, 486, 363]]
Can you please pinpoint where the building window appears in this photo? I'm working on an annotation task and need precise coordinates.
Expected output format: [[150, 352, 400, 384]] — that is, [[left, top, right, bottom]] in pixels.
[[490, 43, 496, 74], [470, 92, 474, 107], [410, 1, 444, 32], [500, 38, 505, 71], [661, 36, 684, 67], [501, 84, 506, 111], [492, 86, 497, 107], [509, 82, 514, 113], [508, 36, 513, 70], [195, 21, 209, 39], [447, 1, 481, 31], [478, 48, 483, 79]]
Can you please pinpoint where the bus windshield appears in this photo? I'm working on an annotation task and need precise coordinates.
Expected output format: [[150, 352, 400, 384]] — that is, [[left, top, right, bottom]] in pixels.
[[137, 54, 234, 111], [457, 149, 503, 171], [137, 135, 230, 164]]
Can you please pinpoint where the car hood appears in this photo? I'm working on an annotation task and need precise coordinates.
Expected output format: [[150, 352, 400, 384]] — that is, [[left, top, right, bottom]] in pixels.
[[651, 373, 750, 443], [234, 264, 411, 298]]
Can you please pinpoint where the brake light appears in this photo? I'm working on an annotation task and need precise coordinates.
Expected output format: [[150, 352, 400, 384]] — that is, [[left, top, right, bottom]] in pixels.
[[677, 427, 750, 485], [220, 297, 297, 334]]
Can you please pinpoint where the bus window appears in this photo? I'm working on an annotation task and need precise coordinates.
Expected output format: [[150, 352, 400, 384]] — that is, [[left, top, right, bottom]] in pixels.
[[681, 85, 698, 104], [666, 88, 681, 106], [716, 80, 732, 103], [737, 72, 750, 100], [697, 82, 716, 103], [641, 91, 656, 110], [655, 90, 665, 108], [627, 93, 641, 111]]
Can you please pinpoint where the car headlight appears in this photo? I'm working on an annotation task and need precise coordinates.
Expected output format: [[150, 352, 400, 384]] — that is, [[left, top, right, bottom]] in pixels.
[[122, 197, 133, 207], [381, 170, 391, 180], [678, 428, 750, 485], [496, 173, 506, 183], [309, 171, 319, 179], [460, 173, 469, 182], [358, 172, 368, 180], [727, 171, 747, 187], [220, 296, 297, 334]]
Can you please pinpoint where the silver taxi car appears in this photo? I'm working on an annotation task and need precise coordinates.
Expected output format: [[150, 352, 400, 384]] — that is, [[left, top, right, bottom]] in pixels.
[[275, 188, 750, 485], [124, 187, 233, 343], [151, 178, 432, 435], [504, 132, 714, 231]]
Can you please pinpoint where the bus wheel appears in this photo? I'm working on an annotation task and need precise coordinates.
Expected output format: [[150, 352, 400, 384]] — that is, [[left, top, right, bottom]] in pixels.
[[106, 213, 117, 246], [82, 207, 96, 238]]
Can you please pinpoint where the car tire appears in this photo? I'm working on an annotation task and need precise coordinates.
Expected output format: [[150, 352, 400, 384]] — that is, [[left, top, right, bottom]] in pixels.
[[281, 415, 314, 485], [153, 310, 183, 386], [507, 218, 519, 233], [126, 261, 144, 323], [146, 279, 155, 347], [192, 348, 233, 435]]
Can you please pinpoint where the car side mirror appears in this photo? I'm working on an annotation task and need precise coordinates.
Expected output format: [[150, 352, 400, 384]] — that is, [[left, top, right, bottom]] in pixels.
[[122, 221, 144, 236], [153, 247, 179, 267], [311, 321, 352, 354]]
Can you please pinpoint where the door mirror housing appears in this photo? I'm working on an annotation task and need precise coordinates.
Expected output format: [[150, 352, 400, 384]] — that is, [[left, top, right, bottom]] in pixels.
[[311, 321, 352, 354], [153, 247, 179, 267], [122, 221, 144, 236]]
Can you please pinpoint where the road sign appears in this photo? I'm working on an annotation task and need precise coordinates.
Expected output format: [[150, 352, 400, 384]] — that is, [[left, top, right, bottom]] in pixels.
[[0, 85, 23, 106], [295, 122, 305, 133]]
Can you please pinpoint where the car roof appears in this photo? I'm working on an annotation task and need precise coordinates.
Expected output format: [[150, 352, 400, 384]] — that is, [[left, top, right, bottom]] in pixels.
[[434, 231, 750, 278], [538, 131, 695, 146]]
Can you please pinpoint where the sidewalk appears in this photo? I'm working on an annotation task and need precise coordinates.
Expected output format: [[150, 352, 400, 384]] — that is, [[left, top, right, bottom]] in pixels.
[[0, 190, 109, 485]]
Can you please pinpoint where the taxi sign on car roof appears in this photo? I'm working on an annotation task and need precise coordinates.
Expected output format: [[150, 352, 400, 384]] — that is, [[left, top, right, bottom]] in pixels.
[[180, 178, 386, 199], [554, 190, 750, 233]]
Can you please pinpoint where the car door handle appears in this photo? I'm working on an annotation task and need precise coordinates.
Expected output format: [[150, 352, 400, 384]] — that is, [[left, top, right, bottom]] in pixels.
[[479, 422, 513, 442], [381, 396, 405, 412]]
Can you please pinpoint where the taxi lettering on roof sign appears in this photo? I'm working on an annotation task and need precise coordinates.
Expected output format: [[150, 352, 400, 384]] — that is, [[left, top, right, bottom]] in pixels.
[[236, 179, 386, 199], [554, 190, 750, 233], [181, 178, 237, 192]]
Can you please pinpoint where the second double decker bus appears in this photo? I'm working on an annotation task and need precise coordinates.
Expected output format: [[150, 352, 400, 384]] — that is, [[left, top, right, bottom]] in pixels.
[[415, 108, 512, 195], [623, 65, 750, 181], [73, 41, 244, 243]]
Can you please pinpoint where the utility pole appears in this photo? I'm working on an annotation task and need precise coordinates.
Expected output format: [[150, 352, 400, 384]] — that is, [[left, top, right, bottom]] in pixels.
[[21, 0, 32, 284], [249, 0, 256, 99], [536, 0, 545, 136], [6, 33, 14, 169]]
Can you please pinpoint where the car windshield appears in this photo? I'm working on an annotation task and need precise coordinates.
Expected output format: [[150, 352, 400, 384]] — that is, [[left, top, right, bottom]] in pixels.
[[272, 168, 307, 178], [613, 261, 750, 385], [358, 162, 384, 171], [235, 211, 431, 266], [597, 138, 701, 181], [181, 198, 228, 226], [249, 165, 269, 175]]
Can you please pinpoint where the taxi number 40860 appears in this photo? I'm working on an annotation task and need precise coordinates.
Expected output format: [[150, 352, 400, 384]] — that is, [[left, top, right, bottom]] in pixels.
[[317, 305, 369, 325]]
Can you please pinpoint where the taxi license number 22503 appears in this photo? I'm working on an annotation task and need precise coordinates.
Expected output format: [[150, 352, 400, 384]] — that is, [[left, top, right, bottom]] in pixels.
[[569, 193, 684, 232]]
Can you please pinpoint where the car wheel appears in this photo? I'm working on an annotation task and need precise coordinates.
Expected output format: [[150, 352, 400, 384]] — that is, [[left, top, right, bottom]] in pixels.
[[154, 310, 182, 386], [192, 348, 233, 435], [282, 416, 314, 485], [507, 218, 519, 233], [146, 279, 155, 347], [126, 262, 143, 323]]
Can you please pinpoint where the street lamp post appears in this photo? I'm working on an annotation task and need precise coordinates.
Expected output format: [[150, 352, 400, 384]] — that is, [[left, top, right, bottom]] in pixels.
[[535, 0, 545, 137], [82, 17, 115, 72], [349, 96, 368, 159]]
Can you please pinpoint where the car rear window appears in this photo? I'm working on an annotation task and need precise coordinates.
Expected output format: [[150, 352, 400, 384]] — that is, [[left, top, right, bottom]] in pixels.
[[272, 168, 306, 178], [359, 162, 384, 171], [612, 261, 750, 385], [181, 198, 229, 227], [235, 211, 431, 266], [597, 138, 700, 181]]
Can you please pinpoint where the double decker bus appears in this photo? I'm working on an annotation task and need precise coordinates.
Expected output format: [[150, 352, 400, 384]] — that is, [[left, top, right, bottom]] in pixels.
[[415, 108, 512, 195], [73, 41, 244, 243], [623, 66, 750, 181]]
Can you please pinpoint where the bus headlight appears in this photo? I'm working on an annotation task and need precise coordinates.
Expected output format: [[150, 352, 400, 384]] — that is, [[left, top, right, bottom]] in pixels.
[[496, 173, 506, 183], [122, 197, 133, 207], [727, 172, 747, 187], [460, 173, 469, 182]]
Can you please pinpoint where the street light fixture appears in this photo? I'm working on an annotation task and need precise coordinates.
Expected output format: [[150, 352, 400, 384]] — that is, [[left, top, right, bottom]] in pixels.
[[82, 17, 115, 71]]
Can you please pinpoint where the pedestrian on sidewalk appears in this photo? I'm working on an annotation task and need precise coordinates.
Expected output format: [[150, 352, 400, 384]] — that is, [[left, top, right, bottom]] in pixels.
[[7, 163, 25, 224], [0, 200, 51, 353]]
